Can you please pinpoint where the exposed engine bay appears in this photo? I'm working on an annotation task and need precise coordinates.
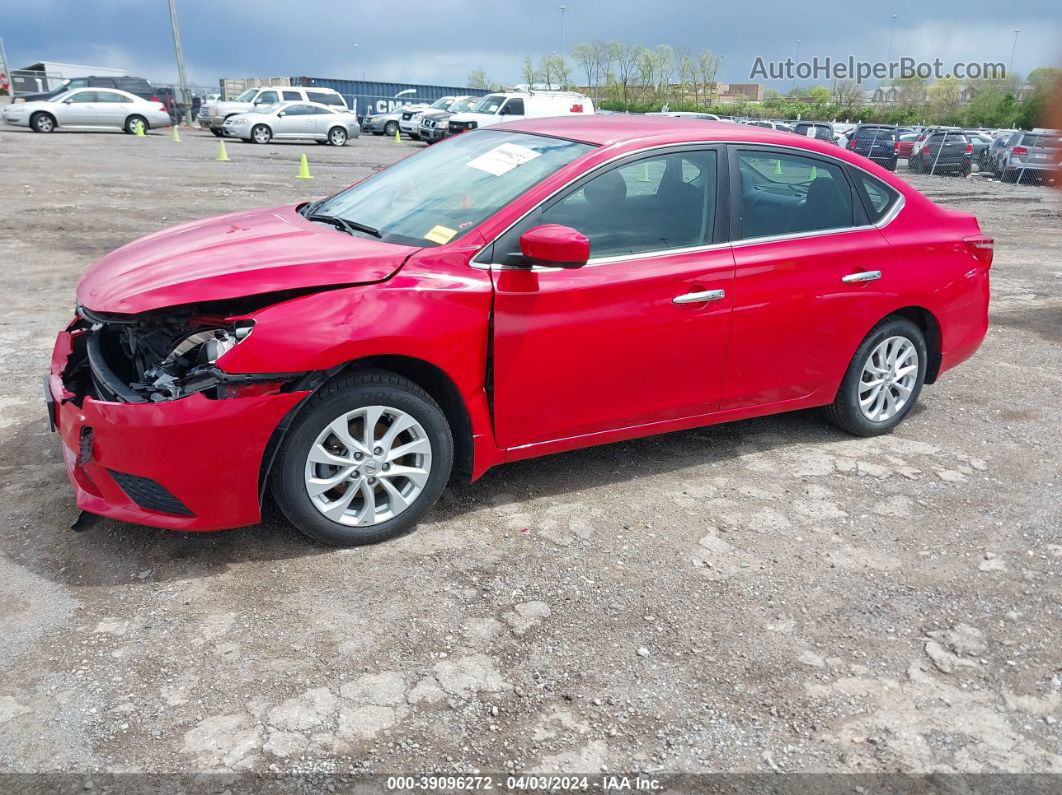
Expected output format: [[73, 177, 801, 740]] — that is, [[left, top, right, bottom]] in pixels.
[[63, 303, 299, 403]]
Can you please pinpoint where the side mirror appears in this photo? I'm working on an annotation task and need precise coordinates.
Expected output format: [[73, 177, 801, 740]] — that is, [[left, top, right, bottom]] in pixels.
[[519, 225, 589, 269], [277, 111, 286, 117]]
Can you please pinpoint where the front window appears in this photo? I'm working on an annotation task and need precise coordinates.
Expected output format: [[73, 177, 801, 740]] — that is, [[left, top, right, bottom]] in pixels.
[[311, 130, 594, 247], [471, 94, 506, 115], [256, 90, 279, 104]]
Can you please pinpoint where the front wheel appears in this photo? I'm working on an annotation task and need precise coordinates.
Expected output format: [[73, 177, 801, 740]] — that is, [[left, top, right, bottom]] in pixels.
[[209, 128, 224, 137], [251, 124, 272, 144], [327, 126, 347, 146], [271, 371, 454, 546], [823, 317, 927, 437], [31, 112, 56, 133]]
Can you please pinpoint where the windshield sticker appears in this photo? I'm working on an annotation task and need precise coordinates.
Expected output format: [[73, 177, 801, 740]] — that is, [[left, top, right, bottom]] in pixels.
[[466, 143, 542, 176], [424, 224, 458, 244]]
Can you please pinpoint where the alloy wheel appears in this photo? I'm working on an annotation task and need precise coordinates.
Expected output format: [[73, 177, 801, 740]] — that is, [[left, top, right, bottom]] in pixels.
[[858, 336, 919, 422], [329, 128, 347, 146], [303, 405, 432, 527]]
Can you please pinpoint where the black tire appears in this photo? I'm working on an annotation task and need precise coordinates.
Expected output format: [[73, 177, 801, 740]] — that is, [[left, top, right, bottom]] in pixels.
[[327, 126, 347, 146], [30, 112, 56, 133], [384, 120, 399, 137], [409, 133, 420, 141], [372, 131, 383, 136], [210, 128, 225, 137], [251, 124, 272, 144], [124, 115, 148, 135], [271, 370, 454, 546], [822, 316, 927, 437]]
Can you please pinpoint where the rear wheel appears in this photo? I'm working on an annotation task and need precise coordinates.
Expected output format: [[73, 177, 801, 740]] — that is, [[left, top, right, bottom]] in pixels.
[[271, 371, 453, 546], [384, 120, 399, 137], [823, 317, 927, 437], [124, 115, 148, 135], [30, 112, 56, 133], [327, 126, 347, 146], [251, 124, 272, 144]]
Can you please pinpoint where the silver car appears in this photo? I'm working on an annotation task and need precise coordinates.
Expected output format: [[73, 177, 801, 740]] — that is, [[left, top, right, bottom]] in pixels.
[[222, 101, 361, 146], [2, 87, 171, 134]]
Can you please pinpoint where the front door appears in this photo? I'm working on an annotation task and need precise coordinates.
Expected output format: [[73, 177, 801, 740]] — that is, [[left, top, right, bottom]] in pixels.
[[57, 90, 99, 125], [273, 104, 314, 138], [491, 147, 736, 450]]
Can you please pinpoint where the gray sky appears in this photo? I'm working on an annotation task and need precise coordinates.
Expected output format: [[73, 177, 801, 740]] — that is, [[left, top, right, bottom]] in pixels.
[[4, 0, 1059, 89]]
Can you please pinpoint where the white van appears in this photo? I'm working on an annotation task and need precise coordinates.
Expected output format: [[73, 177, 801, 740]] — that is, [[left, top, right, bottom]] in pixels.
[[201, 86, 347, 136], [446, 90, 594, 133]]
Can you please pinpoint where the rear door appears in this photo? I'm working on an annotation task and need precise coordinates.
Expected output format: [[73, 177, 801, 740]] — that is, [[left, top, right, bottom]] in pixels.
[[721, 147, 896, 410], [490, 146, 736, 449], [93, 90, 133, 128]]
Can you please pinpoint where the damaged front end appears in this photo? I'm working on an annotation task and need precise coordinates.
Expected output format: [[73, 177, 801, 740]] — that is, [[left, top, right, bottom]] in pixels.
[[65, 303, 300, 404]]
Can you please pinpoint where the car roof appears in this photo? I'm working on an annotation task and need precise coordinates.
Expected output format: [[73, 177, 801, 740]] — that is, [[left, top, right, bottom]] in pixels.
[[491, 115, 832, 148], [66, 87, 140, 100]]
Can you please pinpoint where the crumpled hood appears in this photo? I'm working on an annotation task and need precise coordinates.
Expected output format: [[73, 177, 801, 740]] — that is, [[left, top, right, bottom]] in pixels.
[[77, 205, 420, 314]]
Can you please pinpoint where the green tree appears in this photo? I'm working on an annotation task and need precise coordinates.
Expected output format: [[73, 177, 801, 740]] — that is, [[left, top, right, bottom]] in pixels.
[[467, 68, 489, 90]]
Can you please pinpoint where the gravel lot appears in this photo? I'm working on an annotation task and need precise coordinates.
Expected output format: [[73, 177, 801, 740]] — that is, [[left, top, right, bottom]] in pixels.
[[0, 124, 1059, 782]]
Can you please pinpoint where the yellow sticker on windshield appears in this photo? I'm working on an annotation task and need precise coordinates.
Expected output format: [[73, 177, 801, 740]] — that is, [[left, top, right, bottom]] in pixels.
[[425, 224, 457, 244]]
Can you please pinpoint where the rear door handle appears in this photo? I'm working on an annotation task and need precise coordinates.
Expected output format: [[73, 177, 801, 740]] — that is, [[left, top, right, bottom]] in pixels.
[[842, 270, 882, 283], [673, 289, 725, 304]]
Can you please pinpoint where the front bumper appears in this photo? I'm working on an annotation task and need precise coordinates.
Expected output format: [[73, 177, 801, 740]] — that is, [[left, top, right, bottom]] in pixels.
[[3, 112, 29, 126], [49, 326, 307, 531]]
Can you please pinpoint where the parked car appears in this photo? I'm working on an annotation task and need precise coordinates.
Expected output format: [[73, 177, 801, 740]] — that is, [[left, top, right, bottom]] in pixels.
[[991, 130, 1061, 183], [48, 117, 991, 545], [400, 96, 455, 139], [963, 130, 994, 166], [978, 133, 1011, 171], [909, 130, 972, 176], [747, 120, 793, 132], [418, 96, 480, 143], [895, 132, 919, 158], [792, 121, 836, 143], [3, 87, 171, 134], [200, 86, 347, 137], [845, 124, 899, 171], [362, 104, 428, 137], [446, 90, 594, 133], [222, 101, 361, 146], [15, 75, 158, 104]]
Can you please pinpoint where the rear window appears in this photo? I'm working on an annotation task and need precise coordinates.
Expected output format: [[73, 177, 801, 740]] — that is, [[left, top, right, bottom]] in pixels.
[[312, 92, 345, 107], [854, 127, 896, 141], [1020, 134, 1061, 148]]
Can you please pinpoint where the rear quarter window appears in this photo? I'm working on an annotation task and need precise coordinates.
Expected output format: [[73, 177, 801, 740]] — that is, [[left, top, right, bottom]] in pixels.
[[852, 171, 900, 223]]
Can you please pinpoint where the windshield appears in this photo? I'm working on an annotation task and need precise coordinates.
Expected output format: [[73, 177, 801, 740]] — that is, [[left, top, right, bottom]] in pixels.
[[312, 130, 593, 247], [430, 97, 452, 109], [471, 94, 506, 115], [235, 89, 257, 102], [449, 99, 476, 112]]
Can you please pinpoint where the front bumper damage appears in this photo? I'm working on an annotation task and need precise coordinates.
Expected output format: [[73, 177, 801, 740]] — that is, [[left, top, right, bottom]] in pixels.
[[48, 311, 311, 531]]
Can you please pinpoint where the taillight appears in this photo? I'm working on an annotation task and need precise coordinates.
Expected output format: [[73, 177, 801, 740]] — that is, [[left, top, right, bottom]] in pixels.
[[157, 104, 167, 113], [150, 95, 160, 102], [1012, 146, 1028, 156], [894, 141, 900, 152], [848, 137, 858, 149], [963, 235, 994, 268], [964, 144, 973, 154]]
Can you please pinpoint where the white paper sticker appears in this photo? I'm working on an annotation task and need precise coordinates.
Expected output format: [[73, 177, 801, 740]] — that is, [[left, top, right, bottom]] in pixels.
[[466, 143, 542, 176]]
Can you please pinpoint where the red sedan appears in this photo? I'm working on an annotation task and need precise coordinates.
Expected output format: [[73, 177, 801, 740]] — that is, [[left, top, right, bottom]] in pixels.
[[49, 117, 992, 545]]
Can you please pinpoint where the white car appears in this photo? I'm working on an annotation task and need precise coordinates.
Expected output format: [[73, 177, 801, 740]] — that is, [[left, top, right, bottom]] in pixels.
[[399, 96, 455, 138], [446, 90, 594, 133], [222, 101, 361, 146], [2, 87, 171, 134], [202, 86, 347, 137]]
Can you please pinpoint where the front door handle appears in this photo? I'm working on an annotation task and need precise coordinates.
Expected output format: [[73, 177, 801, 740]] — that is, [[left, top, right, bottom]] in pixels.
[[842, 270, 882, 283], [673, 289, 726, 305]]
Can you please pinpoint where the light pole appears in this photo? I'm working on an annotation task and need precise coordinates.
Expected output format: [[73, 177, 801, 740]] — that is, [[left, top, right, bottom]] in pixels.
[[1008, 29, 1021, 77], [354, 42, 360, 81], [166, 0, 191, 125], [888, 14, 898, 63], [559, 5, 567, 56], [791, 39, 800, 94]]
